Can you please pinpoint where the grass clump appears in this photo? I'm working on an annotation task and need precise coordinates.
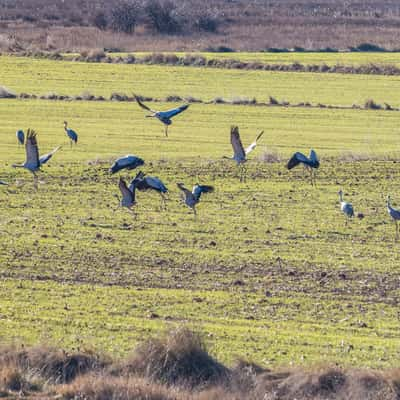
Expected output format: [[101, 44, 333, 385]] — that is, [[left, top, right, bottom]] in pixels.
[[116, 327, 229, 389]]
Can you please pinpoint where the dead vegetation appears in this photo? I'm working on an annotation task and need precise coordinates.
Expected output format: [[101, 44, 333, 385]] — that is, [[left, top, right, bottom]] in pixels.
[[2, 85, 397, 114], [2, 0, 400, 51], [1, 328, 400, 399]]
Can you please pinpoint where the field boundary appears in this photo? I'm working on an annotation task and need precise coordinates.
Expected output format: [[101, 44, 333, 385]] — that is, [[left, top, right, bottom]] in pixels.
[[1, 87, 397, 113], [8, 50, 400, 76]]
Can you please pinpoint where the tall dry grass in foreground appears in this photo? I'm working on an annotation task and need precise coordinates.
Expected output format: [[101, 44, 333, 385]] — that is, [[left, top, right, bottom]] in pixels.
[[1, 327, 400, 399]]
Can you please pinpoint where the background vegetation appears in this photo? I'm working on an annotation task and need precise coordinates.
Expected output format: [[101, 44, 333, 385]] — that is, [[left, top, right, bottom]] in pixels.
[[2, 0, 400, 51]]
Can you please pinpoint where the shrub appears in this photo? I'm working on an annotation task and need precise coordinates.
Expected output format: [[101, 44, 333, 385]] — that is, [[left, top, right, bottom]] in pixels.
[[145, 0, 182, 34], [194, 12, 220, 33], [86, 48, 106, 62], [92, 11, 108, 30], [364, 99, 381, 110], [268, 96, 279, 105], [0, 85, 17, 98], [353, 43, 386, 52], [110, 1, 140, 34], [206, 45, 235, 53]]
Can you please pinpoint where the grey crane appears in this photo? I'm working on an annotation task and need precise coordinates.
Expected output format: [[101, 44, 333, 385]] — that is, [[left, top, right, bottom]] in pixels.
[[12, 129, 61, 189], [63, 121, 78, 147], [387, 195, 400, 239], [338, 190, 354, 224], [177, 182, 214, 219], [116, 177, 137, 216], [129, 171, 168, 209], [109, 155, 145, 174], [287, 149, 319, 185], [223, 126, 264, 182], [134, 94, 189, 137]]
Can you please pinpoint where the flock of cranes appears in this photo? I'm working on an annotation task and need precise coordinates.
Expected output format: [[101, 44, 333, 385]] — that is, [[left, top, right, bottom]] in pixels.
[[8, 97, 400, 236]]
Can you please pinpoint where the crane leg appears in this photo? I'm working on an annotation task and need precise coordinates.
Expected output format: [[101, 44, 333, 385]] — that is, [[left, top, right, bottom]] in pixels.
[[33, 172, 38, 190], [160, 194, 167, 210], [165, 126, 168, 137], [128, 208, 136, 219], [193, 206, 197, 220]]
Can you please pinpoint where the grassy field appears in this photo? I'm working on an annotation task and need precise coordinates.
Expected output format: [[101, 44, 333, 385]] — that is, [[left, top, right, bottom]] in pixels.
[[1, 56, 400, 368], [3, 55, 400, 107]]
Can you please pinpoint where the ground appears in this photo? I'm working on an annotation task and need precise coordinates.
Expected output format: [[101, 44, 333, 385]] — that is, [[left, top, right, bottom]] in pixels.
[[0, 53, 400, 369]]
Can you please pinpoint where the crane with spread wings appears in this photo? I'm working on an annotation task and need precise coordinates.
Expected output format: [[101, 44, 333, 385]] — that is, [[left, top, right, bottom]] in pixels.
[[223, 126, 264, 182], [134, 94, 189, 137], [12, 129, 61, 189]]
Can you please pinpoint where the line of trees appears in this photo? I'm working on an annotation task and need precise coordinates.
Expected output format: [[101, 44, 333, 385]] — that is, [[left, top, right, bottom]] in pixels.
[[92, 0, 220, 35]]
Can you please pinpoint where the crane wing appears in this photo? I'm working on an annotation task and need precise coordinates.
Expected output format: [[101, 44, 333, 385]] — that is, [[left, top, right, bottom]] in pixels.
[[25, 129, 40, 168], [230, 126, 245, 159], [162, 104, 189, 119], [134, 94, 156, 113], [129, 171, 145, 192], [39, 146, 61, 165], [309, 149, 319, 163], [144, 176, 168, 193], [119, 177, 135, 203], [287, 152, 309, 170], [177, 182, 192, 198], [192, 184, 214, 201], [245, 130, 264, 155]]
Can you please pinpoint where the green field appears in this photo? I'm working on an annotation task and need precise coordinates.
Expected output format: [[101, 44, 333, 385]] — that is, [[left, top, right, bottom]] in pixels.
[[0, 56, 400, 368], [2, 55, 400, 107]]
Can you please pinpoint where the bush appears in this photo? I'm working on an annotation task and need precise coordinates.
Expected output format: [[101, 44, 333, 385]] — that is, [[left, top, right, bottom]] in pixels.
[[110, 1, 140, 34], [92, 12, 108, 30], [145, 0, 182, 34], [205, 45, 235, 53], [350, 43, 386, 52], [364, 99, 381, 110], [0, 85, 17, 98], [194, 12, 219, 33]]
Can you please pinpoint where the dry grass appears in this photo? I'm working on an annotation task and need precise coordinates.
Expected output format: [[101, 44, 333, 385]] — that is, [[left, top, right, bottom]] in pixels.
[[59, 374, 186, 400], [1, 1, 400, 51], [0, 330, 400, 398], [259, 149, 283, 163], [114, 327, 229, 389]]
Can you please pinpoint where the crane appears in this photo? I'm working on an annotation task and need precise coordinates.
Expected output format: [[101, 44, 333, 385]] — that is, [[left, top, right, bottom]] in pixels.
[[116, 177, 137, 215], [134, 94, 189, 137], [223, 126, 264, 182], [12, 129, 61, 189], [110, 155, 144, 174], [16, 130, 24, 145], [177, 182, 214, 219], [63, 121, 78, 147], [338, 190, 354, 224], [287, 149, 319, 185], [387, 195, 400, 239], [129, 171, 168, 209]]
